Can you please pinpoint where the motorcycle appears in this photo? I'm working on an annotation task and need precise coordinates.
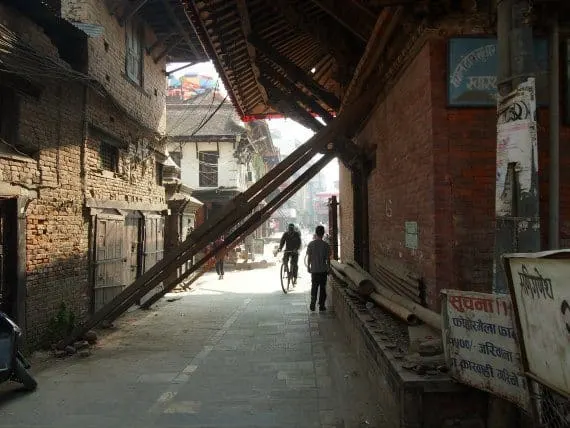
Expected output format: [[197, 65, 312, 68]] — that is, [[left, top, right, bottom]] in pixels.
[[0, 311, 37, 391]]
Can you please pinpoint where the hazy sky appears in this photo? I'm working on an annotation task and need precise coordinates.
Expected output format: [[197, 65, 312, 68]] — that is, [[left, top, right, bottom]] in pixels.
[[167, 61, 339, 189]]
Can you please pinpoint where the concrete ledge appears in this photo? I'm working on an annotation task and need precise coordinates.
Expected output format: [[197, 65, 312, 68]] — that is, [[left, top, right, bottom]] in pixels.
[[329, 276, 488, 428]]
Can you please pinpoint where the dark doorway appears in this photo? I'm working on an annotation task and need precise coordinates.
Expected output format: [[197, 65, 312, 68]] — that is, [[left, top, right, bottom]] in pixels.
[[0, 198, 18, 317]]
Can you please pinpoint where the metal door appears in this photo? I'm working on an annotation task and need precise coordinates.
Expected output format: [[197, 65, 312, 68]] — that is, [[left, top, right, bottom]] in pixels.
[[93, 216, 126, 312], [125, 213, 142, 284]]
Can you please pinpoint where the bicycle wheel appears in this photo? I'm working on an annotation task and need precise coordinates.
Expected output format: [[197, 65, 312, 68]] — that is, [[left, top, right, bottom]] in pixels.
[[280, 263, 289, 294]]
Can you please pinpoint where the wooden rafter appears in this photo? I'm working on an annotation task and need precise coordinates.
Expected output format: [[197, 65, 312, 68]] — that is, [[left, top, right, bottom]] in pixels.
[[153, 38, 183, 62], [118, 0, 148, 26], [258, 63, 334, 123], [259, 73, 323, 132], [248, 33, 340, 111], [267, 0, 353, 68], [159, 0, 201, 59], [146, 32, 176, 54], [236, 0, 269, 105], [311, 0, 375, 42]]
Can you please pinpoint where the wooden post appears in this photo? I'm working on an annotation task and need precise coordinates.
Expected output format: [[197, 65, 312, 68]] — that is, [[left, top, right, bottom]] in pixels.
[[328, 196, 339, 260]]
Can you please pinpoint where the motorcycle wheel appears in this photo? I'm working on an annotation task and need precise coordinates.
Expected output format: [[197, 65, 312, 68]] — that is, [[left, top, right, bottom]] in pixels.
[[14, 359, 37, 391]]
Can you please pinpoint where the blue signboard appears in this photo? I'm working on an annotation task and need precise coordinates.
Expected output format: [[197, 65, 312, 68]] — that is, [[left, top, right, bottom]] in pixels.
[[448, 37, 549, 107]]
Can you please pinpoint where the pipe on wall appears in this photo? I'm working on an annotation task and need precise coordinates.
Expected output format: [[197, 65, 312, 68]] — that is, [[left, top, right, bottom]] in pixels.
[[549, 14, 560, 249]]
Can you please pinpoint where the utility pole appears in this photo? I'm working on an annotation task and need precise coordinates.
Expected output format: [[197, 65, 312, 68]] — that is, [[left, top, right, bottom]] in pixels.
[[492, 1, 537, 426], [493, 0, 539, 293]]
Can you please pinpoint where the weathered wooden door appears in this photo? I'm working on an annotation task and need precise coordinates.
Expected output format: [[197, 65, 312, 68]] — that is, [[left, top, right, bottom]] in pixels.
[[143, 215, 164, 272], [93, 215, 126, 312], [125, 213, 142, 285], [138, 215, 165, 306]]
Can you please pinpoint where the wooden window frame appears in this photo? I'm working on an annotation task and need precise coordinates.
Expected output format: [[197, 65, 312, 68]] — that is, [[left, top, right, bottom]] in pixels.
[[125, 19, 144, 86], [198, 151, 218, 188]]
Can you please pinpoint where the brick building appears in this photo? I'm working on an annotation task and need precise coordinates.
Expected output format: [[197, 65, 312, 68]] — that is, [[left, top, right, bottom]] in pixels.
[[339, 14, 570, 311], [0, 0, 206, 348], [183, 2, 570, 425]]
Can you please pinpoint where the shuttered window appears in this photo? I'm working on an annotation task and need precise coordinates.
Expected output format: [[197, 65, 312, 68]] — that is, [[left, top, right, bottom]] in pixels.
[[125, 20, 143, 85]]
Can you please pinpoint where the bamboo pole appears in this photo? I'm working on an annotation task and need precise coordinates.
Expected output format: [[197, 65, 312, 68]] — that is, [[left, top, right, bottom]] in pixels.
[[334, 261, 442, 331]]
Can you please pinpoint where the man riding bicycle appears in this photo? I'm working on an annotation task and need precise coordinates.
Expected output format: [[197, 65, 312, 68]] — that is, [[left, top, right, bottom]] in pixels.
[[277, 223, 302, 282]]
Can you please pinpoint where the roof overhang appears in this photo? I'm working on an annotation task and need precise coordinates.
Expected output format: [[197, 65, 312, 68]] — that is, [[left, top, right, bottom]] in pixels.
[[185, 0, 384, 125]]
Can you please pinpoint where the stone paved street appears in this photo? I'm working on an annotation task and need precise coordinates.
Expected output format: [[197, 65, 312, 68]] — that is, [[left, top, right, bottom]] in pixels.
[[0, 265, 383, 428]]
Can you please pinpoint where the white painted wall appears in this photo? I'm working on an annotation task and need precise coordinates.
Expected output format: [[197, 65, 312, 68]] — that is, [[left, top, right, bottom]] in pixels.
[[169, 141, 252, 192]]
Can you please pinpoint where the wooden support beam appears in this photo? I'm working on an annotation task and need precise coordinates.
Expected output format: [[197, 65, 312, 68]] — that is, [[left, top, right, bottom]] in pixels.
[[267, 0, 354, 68], [332, 136, 366, 171], [59, 65, 388, 347], [236, 0, 269, 105], [111, 148, 323, 315], [341, 7, 403, 111], [159, 0, 202, 60], [66, 144, 319, 334], [153, 38, 183, 63], [119, 0, 148, 26], [311, 0, 375, 42], [259, 74, 325, 132], [248, 33, 340, 111], [259, 63, 334, 122], [147, 32, 177, 55], [140, 154, 334, 308]]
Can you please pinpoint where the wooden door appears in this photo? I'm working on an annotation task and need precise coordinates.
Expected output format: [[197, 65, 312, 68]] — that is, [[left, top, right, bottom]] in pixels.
[[125, 213, 142, 285], [143, 215, 164, 272], [138, 215, 165, 306], [93, 216, 125, 312]]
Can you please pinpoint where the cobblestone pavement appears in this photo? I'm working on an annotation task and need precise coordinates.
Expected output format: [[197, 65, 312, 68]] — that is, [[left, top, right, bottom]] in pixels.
[[0, 265, 383, 428]]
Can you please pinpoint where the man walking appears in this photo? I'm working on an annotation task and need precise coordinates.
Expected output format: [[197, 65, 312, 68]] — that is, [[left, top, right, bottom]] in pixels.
[[306, 225, 330, 312], [214, 235, 226, 280]]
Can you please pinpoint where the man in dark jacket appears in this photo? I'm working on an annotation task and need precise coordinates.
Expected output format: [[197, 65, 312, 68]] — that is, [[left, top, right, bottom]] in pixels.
[[278, 223, 302, 282], [306, 225, 331, 311]]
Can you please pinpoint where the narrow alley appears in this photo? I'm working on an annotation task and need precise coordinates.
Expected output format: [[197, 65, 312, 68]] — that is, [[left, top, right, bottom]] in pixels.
[[0, 265, 381, 428]]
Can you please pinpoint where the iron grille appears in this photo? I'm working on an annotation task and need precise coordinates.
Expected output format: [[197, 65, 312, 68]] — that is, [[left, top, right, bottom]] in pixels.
[[100, 142, 118, 172]]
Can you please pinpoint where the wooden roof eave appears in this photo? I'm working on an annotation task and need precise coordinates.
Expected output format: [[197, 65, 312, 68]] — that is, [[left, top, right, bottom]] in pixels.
[[186, 1, 247, 120]]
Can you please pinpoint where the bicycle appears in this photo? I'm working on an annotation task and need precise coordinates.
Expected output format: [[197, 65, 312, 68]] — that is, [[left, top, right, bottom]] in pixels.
[[279, 250, 298, 294]]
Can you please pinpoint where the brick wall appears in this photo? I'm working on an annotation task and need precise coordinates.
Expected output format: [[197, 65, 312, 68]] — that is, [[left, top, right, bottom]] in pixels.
[[0, 4, 90, 347], [0, 2, 168, 348], [352, 42, 438, 305], [344, 26, 570, 311], [85, 134, 165, 205], [63, 0, 167, 133]]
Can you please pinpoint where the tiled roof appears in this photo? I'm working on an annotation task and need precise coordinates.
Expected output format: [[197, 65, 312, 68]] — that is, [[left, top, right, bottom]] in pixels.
[[166, 93, 246, 138]]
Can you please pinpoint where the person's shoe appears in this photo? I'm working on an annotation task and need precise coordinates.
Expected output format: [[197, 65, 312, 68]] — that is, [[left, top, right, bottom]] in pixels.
[[319, 306, 326, 312], [218, 275, 222, 280], [309, 303, 316, 312]]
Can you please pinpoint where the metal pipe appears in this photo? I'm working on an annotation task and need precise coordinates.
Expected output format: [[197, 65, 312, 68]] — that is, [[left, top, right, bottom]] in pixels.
[[343, 261, 442, 330], [369, 292, 419, 326], [549, 14, 560, 249]]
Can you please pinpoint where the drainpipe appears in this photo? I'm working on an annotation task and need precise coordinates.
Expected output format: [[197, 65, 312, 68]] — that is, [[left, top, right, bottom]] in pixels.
[[549, 14, 560, 249]]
